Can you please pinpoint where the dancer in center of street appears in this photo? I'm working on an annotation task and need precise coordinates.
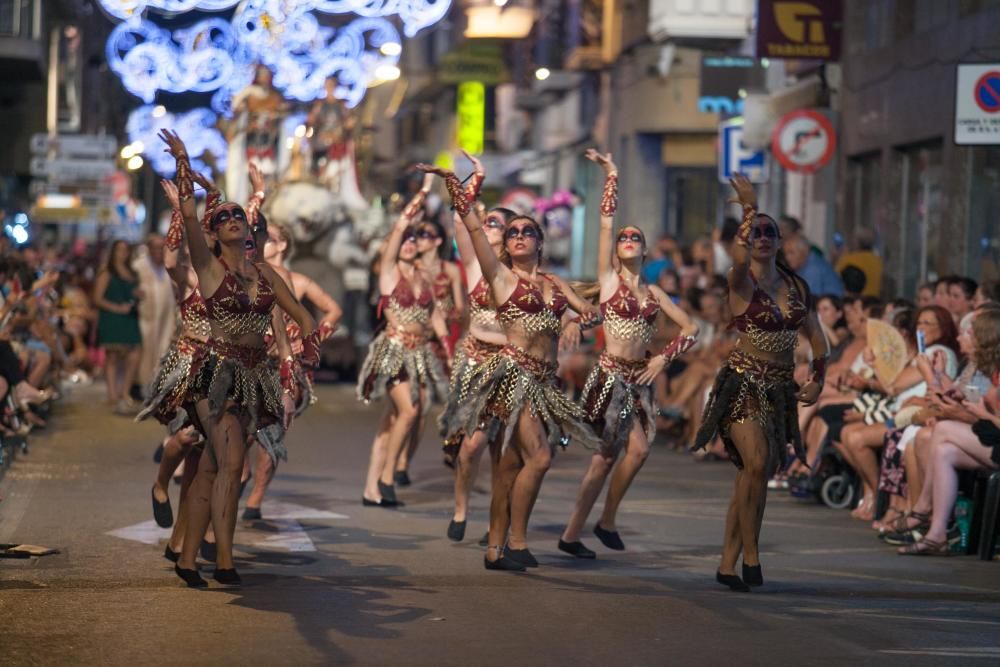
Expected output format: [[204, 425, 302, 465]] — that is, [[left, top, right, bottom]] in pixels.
[[693, 174, 829, 592], [558, 149, 699, 559], [419, 161, 603, 572]]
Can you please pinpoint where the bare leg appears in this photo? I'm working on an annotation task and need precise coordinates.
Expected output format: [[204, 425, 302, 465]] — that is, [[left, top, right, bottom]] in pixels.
[[485, 441, 522, 563], [177, 401, 217, 571], [599, 424, 651, 532], [844, 424, 885, 520], [396, 410, 425, 474], [719, 421, 769, 574], [507, 411, 552, 551], [104, 351, 122, 405], [122, 346, 141, 401], [363, 407, 394, 500], [923, 424, 998, 541], [204, 407, 250, 571], [245, 441, 275, 510], [453, 430, 489, 523], [561, 451, 614, 543], [27, 350, 51, 388], [168, 444, 202, 552], [379, 383, 420, 486]]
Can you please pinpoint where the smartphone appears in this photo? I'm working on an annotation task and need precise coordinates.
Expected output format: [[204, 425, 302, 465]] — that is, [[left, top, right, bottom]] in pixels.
[[964, 385, 982, 403], [916, 330, 926, 355]]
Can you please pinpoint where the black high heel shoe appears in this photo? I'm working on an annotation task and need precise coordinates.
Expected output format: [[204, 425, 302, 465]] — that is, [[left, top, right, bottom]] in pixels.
[[175, 565, 207, 588], [214, 568, 242, 586], [716, 571, 750, 592], [742, 563, 763, 587], [377, 480, 398, 505]]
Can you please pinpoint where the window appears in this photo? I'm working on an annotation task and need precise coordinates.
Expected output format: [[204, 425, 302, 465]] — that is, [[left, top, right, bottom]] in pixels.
[[864, 0, 890, 51], [966, 147, 1000, 282], [915, 0, 951, 32], [846, 152, 882, 248], [895, 141, 943, 297]]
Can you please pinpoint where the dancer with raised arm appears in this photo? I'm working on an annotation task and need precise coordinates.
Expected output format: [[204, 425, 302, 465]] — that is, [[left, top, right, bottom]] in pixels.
[[694, 174, 828, 592], [419, 162, 603, 572], [392, 210, 466, 486], [435, 153, 516, 542], [159, 129, 319, 587], [558, 150, 699, 558], [358, 179, 450, 508], [242, 218, 343, 521]]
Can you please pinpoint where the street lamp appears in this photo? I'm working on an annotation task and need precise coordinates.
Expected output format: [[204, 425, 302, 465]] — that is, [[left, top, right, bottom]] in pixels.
[[535, 67, 551, 81]]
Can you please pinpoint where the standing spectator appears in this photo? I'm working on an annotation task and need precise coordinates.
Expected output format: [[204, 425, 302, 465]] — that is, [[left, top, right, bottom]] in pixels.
[[784, 236, 844, 297], [93, 240, 143, 415], [641, 234, 680, 284], [712, 217, 741, 277], [134, 234, 176, 395], [835, 228, 883, 297], [778, 215, 824, 257]]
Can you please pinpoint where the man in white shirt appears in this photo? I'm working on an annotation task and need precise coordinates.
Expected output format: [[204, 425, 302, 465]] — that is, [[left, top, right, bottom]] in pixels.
[[133, 234, 176, 394]]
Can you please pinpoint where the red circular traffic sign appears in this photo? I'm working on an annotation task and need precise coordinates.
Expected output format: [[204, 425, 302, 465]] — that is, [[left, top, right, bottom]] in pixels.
[[771, 110, 836, 174], [974, 71, 1000, 113]]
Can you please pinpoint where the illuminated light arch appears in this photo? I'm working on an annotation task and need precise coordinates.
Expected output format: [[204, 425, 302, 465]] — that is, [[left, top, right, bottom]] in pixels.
[[127, 105, 228, 176]]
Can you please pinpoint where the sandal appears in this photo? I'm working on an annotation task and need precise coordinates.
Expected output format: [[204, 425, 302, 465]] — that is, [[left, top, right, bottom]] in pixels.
[[898, 537, 951, 556]]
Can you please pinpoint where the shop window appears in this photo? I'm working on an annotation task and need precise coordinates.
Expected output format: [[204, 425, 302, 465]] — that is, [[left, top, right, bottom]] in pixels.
[[665, 168, 719, 244]]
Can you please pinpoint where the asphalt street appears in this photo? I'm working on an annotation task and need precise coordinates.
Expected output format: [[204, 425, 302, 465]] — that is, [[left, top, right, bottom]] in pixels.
[[1, 383, 999, 666]]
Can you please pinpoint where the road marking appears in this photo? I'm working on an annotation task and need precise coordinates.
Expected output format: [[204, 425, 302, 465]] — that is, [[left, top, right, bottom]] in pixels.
[[792, 608, 1000, 627], [879, 648, 1000, 658], [786, 567, 1000, 594], [106, 500, 348, 551]]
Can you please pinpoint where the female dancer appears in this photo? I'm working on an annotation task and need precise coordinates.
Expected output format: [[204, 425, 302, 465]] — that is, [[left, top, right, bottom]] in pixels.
[[420, 163, 603, 572], [558, 150, 699, 558], [159, 129, 319, 587], [392, 215, 466, 486], [358, 179, 450, 508], [694, 174, 828, 592], [242, 219, 343, 520], [436, 154, 515, 541]]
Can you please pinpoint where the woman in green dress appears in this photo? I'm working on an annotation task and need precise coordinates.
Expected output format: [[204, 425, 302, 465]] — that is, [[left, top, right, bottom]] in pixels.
[[94, 240, 143, 414]]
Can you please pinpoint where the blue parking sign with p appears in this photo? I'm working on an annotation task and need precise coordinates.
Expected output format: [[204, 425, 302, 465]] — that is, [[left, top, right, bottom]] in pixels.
[[719, 118, 768, 183]]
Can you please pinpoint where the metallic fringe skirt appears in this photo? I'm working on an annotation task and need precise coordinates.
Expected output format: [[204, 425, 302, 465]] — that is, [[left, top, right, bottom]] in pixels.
[[356, 328, 449, 410], [186, 339, 286, 465], [452, 345, 602, 454], [693, 349, 803, 476], [438, 335, 505, 457], [136, 336, 203, 435], [580, 352, 655, 457]]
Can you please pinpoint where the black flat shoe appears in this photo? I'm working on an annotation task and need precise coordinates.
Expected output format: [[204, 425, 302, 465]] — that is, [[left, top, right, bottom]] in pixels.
[[447, 520, 466, 542], [394, 470, 411, 486], [504, 547, 539, 568], [716, 571, 750, 592], [377, 481, 398, 505], [362, 496, 397, 508], [484, 555, 526, 572], [213, 568, 242, 586], [242, 506, 262, 521], [593, 523, 625, 551], [152, 486, 173, 528], [163, 545, 180, 563], [742, 563, 763, 587], [558, 539, 596, 559], [153, 443, 164, 463], [478, 532, 489, 547], [175, 565, 207, 588], [200, 540, 217, 563]]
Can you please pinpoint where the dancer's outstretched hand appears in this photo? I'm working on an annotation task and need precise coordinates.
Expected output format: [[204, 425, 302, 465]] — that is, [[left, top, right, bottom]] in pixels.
[[158, 129, 187, 158], [161, 179, 180, 208], [585, 148, 617, 174], [415, 163, 453, 178]]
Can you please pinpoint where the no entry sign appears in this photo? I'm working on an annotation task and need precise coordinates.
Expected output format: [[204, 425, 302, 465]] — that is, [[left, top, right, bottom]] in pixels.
[[956, 64, 1000, 144]]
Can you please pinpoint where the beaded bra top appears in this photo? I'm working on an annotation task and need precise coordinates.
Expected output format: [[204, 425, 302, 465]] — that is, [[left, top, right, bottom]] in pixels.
[[179, 289, 211, 339], [468, 277, 499, 328], [497, 274, 568, 337], [432, 265, 457, 318], [601, 280, 659, 344], [203, 260, 275, 338], [730, 270, 808, 353], [379, 272, 433, 325]]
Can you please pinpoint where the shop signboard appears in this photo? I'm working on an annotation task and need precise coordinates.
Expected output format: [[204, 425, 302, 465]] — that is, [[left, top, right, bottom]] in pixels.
[[700, 55, 767, 117], [756, 0, 843, 61], [456, 81, 486, 155], [955, 64, 1000, 145]]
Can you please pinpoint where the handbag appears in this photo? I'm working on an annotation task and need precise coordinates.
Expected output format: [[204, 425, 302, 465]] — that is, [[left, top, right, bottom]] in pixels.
[[852, 391, 893, 425]]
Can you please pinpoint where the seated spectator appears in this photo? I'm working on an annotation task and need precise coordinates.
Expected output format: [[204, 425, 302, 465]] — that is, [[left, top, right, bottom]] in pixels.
[[816, 294, 849, 353], [784, 235, 845, 297], [945, 275, 977, 325], [974, 280, 1000, 307], [916, 282, 935, 308]]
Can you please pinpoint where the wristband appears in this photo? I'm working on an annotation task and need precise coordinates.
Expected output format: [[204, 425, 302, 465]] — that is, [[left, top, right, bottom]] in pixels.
[[166, 209, 184, 251], [661, 334, 697, 365], [279, 356, 296, 394], [571, 311, 604, 330], [444, 173, 470, 217], [175, 153, 194, 201], [466, 171, 484, 201], [600, 172, 619, 216], [300, 328, 322, 369], [735, 203, 755, 247]]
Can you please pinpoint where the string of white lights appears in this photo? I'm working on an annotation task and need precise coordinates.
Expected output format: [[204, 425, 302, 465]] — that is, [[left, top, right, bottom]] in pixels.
[[126, 106, 228, 176]]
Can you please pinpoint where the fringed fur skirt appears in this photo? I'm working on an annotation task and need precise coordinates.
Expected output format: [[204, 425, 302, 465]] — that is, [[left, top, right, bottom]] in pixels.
[[455, 344, 602, 454], [356, 328, 449, 410], [693, 349, 803, 476], [185, 339, 286, 465], [439, 334, 505, 458], [580, 352, 655, 457], [136, 335, 204, 435]]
